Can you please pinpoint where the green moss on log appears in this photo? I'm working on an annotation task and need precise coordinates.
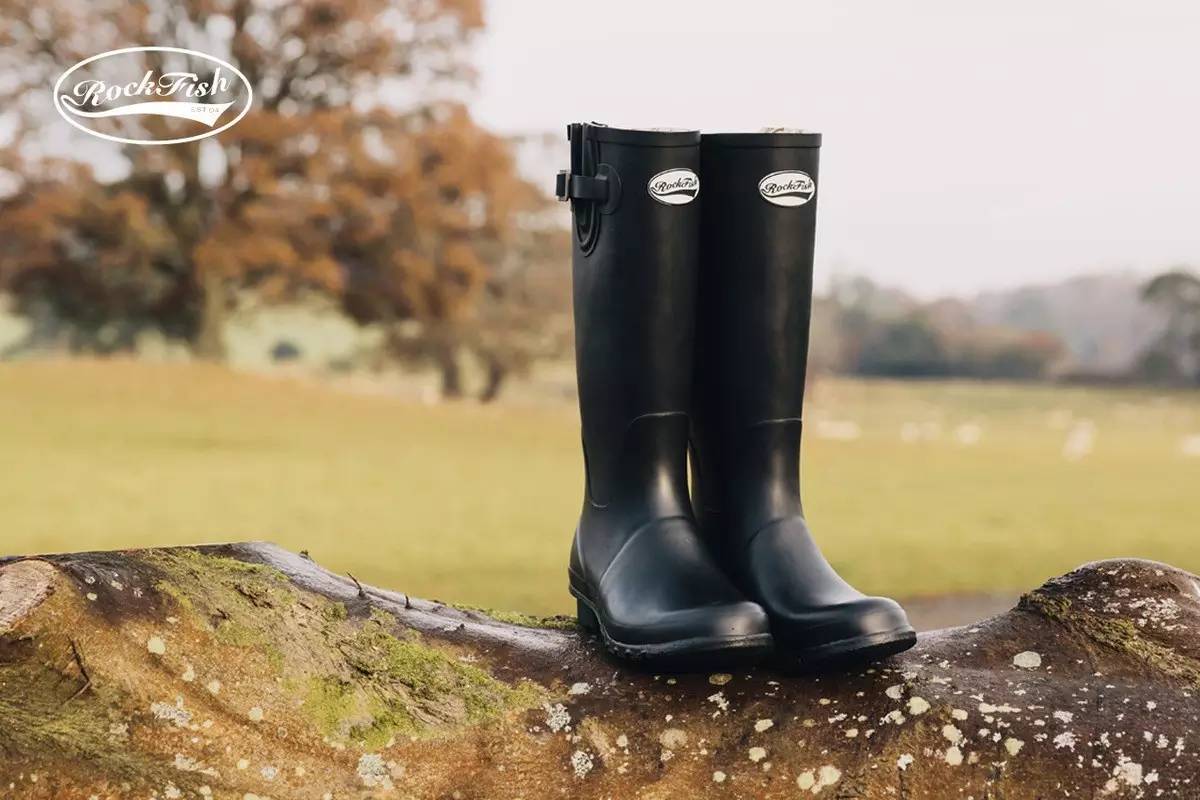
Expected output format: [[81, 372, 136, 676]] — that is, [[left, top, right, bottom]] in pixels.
[[312, 609, 544, 744], [145, 550, 546, 746], [0, 636, 190, 791], [1023, 589, 1200, 685], [451, 604, 578, 631]]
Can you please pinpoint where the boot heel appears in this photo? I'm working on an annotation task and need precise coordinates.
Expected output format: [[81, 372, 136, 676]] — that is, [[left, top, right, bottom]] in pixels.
[[576, 599, 600, 634]]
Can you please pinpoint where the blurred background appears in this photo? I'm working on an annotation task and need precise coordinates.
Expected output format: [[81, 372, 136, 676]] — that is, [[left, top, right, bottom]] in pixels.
[[1, 0, 1197, 625]]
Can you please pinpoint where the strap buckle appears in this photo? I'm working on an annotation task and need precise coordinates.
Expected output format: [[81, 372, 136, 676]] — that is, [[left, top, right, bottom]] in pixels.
[[555, 171, 609, 203]]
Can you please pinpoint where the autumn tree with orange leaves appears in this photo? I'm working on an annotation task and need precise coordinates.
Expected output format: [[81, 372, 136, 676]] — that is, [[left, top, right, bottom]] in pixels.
[[0, 0, 559, 397]]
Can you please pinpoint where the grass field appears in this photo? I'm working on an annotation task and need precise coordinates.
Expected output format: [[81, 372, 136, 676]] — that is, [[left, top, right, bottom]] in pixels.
[[1, 359, 1197, 615]]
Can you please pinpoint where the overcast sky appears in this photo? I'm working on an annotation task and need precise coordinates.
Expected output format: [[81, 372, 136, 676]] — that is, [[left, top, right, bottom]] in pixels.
[[473, 0, 1200, 297]]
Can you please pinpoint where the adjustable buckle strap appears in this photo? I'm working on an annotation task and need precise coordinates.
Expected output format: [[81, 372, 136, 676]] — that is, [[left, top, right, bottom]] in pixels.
[[560, 123, 621, 253], [555, 171, 609, 203]]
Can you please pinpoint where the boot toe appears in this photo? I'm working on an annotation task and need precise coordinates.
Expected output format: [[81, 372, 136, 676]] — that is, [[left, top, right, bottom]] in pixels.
[[654, 600, 771, 644], [736, 517, 916, 663], [774, 595, 913, 650], [771, 595, 916, 667], [600, 599, 770, 648], [577, 598, 773, 671], [573, 517, 775, 669]]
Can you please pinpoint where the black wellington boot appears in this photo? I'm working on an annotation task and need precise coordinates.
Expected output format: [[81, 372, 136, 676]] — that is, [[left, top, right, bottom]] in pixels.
[[691, 131, 916, 669], [556, 123, 772, 670]]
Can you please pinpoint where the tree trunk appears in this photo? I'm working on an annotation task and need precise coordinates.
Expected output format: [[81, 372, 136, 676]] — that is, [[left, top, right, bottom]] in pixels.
[[439, 356, 463, 399], [193, 269, 227, 361], [478, 354, 507, 403], [433, 325, 463, 399], [1, 544, 1198, 799]]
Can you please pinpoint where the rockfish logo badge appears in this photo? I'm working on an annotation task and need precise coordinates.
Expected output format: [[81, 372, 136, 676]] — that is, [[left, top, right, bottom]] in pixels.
[[53, 46, 252, 146], [647, 168, 699, 206], [758, 171, 816, 207]]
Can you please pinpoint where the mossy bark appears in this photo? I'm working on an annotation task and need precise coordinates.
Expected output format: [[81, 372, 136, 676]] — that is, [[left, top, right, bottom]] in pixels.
[[2, 544, 1200, 799]]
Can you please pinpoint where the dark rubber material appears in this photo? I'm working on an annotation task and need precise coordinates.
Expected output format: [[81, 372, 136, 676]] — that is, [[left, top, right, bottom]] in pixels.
[[571, 588, 773, 672], [691, 131, 916, 668], [702, 131, 822, 148], [780, 628, 919, 673], [562, 122, 773, 670]]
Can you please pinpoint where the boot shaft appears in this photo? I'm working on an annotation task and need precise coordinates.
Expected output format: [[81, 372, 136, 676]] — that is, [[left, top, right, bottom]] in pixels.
[[691, 132, 823, 528], [695, 132, 822, 427], [560, 123, 701, 510]]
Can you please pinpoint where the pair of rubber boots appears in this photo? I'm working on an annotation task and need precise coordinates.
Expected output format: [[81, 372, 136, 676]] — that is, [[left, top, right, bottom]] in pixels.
[[556, 123, 916, 671]]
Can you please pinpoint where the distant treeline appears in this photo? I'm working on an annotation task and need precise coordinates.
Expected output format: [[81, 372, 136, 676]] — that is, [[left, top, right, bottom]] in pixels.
[[810, 270, 1200, 386]]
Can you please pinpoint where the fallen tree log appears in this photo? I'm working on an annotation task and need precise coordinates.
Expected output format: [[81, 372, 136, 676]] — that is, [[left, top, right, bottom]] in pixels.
[[1, 543, 1198, 799]]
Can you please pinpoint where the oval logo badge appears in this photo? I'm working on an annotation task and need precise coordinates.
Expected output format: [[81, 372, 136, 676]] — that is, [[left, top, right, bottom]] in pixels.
[[647, 168, 699, 206], [53, 46, 253, 146], [758, 171, 816, 207]]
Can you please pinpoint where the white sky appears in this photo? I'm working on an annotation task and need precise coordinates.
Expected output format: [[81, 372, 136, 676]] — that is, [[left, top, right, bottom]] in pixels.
[[473, 0, 1200, 297]]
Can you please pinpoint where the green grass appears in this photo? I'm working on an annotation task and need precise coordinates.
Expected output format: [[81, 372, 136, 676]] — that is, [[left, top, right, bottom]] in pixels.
[[1, 360, 1197, 614]]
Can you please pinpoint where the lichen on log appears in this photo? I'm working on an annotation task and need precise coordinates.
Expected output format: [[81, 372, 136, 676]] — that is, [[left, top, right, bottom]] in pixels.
[[2, 543, 1200, 799]]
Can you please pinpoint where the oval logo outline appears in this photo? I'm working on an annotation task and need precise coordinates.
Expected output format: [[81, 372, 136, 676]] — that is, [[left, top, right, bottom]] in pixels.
[[52, 46, 253, 146], [758, 170, 816, 207], [647, 168, 700, 206]]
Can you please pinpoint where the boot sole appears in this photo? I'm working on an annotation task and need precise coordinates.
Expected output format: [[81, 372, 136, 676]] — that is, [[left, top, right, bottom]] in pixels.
[[776, 627, 918, 672], [570, 589, 773, 672]]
